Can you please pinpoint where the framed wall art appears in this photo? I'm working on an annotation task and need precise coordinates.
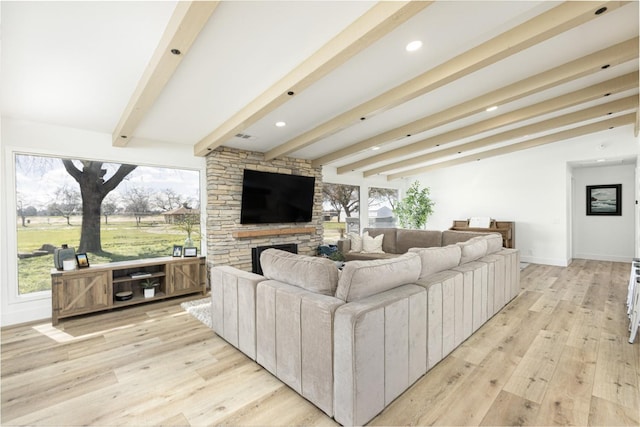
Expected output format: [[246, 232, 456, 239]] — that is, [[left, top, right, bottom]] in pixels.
[[586, 184, 621, 216]]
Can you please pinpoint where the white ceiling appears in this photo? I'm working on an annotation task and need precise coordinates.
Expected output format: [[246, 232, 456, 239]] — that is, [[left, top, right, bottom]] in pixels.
[[2, 1, 638, 179]]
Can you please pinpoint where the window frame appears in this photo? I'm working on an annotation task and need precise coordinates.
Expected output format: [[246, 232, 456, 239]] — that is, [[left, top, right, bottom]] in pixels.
[[3, 146, 207, 306]]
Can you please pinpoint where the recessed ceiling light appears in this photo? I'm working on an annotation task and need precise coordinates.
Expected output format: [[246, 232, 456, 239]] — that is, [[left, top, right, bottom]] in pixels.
[[371, 146, 380, 151], [275, 121, 286, 127], [406, 40, 423, 52], [486, 106, 498, 112]]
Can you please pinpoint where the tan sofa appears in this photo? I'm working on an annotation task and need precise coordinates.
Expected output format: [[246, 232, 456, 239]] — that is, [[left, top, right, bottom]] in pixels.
[[337, 227, 501, 261], [210, 233, 520, 426]]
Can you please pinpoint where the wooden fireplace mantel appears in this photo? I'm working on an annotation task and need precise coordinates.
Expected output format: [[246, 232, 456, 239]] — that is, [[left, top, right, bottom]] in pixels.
[[232, 227, 316, 239]]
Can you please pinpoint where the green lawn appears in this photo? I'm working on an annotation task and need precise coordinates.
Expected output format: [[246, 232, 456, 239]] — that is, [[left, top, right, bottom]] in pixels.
[[323, 221, 345, 244], [17, 215, 200, 294], [17, 216, 345, 294]]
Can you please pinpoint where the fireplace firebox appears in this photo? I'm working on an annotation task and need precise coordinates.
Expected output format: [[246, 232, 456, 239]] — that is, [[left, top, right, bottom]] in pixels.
[[251, 243, 298, 275]]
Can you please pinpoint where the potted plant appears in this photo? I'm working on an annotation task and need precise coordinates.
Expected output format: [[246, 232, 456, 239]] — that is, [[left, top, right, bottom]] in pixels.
[[394, 181, 435, 229], [329, 250, 346, 268], [140, 279, 159, 298]]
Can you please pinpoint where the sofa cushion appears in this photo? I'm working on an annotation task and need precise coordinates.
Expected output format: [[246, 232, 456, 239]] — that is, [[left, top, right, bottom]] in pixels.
[[335, 252, 421, 302], [396, 229, 443, 253], [484, 233, 503, 254], [362, 231, 384, 253], [348, 232, 363, 252], [457, 238, 488, 264], [409, 245, 461, 279], [442, 230, 493, 246], [363, 228, 397, 254], [260, 249, 339, 296], [343, 252, 399, 261]]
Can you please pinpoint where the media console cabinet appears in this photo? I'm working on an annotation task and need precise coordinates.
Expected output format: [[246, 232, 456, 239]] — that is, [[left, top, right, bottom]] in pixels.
[[51, 256, 206, 325]]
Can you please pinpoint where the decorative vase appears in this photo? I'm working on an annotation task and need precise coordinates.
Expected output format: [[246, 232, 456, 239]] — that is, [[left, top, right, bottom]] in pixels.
[[184, 236, 194, 247], [144, 288, 155, 298]]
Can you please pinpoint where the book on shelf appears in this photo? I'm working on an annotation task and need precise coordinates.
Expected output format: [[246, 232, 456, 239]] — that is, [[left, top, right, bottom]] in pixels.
[[130, 272, 152, 279]]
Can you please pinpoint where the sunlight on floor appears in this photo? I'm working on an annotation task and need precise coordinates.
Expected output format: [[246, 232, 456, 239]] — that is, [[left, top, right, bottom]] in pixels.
[[31, 312, 188, 343]]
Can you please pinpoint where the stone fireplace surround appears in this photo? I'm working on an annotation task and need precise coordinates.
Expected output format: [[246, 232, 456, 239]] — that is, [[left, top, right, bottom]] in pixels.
[[206, 146, 323, 272]]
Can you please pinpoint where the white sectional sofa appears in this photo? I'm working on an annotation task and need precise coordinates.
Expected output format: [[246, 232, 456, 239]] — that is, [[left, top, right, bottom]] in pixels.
[[210, 232, 520, 426]]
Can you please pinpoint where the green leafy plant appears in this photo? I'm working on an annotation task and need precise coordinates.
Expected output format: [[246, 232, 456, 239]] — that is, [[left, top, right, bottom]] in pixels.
[[394, 181, 435, 229], [140, 278, 159, 289], [328, 250, 345, 262]]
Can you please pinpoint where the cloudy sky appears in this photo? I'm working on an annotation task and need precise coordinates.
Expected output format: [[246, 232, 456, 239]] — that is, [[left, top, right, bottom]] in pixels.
[[15, 154, 200, 210]]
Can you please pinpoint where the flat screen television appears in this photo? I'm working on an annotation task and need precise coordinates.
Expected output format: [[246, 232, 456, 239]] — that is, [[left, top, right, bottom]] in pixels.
[[240, 169, 315, 224]]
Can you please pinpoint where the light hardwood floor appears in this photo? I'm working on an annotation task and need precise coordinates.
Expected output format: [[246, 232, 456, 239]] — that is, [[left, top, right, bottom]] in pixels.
[[2, 260, 639, 426]]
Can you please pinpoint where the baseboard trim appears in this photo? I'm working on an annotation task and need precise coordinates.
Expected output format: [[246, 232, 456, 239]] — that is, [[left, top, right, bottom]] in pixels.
[[520, 255, 568, 267], [573, 253, 634, 263]]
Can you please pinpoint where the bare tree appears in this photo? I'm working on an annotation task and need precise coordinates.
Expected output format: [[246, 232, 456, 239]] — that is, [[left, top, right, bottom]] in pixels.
[[49, 185, 81, 226], [62, 160, 137, 252], [124, 187, 152, 227], [323, 183, 359, 218], [369, 187, 398, 210], [16, 192, 40, 226], [101, 194, 119, 225], [16, 197, 27, 227], [154, 188, 183, 212]]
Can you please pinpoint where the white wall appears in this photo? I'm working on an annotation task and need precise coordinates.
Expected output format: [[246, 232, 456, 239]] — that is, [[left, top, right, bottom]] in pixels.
[[571, 164, 635, 262], [1, 117, 207, 326], [414, 124, 638, 266]]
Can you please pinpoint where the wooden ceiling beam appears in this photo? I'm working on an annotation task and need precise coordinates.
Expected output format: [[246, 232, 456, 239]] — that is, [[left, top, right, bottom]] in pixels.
[[193, 1, 432, 157], [113, 1, 219, 147], [315, 37, 639, 167], [377, 96, 638, 176], [387, 113, 636, 180], [352, 72, 639, 175], [266, 1, 627, 161], [378, 96, 638, 177]]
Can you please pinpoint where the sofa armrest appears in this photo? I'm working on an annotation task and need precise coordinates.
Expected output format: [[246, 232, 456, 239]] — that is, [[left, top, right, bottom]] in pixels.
[[210, 266, 265, 360], [333, 284, 427, 426], [496, 248, 520, 301], [256, 280, 343, 416]]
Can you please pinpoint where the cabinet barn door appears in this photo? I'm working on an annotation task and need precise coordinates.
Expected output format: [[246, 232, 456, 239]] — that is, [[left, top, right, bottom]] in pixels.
[[169, 260, 204, 295], [55, 272, 110, 318]]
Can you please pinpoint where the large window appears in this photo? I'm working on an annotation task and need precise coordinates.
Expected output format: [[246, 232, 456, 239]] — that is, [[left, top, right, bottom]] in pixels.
[[368, 187, 398, 228], [321, 183, 400, 243], [15, 154, 200, 295], [322, 183, 360, 244]]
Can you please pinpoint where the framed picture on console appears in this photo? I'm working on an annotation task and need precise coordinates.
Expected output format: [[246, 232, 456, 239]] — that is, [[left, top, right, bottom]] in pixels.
[[172, 245, 183, 257], [586, 184, 621, 216], [75, 253, 90, 268], [184, 247, 197, 257]]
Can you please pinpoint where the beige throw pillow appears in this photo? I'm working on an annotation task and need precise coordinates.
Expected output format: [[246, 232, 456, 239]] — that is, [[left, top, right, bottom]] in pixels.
[[362, 231, 384, 253], [348, 232, 363, 252]]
